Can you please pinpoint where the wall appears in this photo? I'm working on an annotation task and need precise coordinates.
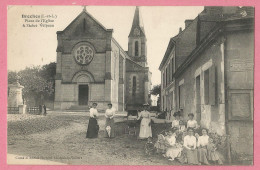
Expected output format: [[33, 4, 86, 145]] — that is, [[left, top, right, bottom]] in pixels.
[[125, 59, 147, 106], [175, 36, 226, 135], [225, 30, 254, 156]]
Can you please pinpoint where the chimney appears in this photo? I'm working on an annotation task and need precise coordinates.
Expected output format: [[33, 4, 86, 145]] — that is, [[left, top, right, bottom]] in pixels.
[[179, 27, 182, 33], [185, 19, 193, 28]]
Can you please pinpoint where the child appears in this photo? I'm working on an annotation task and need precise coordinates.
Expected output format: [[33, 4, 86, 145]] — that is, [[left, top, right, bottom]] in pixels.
[[187, 113, 198, 129], [154, 132, 167, 153], [179, 120, 186, 132], [207, 137, 223, 165], [145, 137, 155, 155], [165, 130, 183, 161]]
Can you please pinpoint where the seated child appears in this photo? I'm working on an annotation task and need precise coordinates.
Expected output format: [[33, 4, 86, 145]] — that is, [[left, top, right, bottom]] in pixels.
[[145, 137, 155, 155], [207, 137, 223, 165], [154, 131, 168, 153], [164, 130, 183, 161], [179, 120, 186, 132]]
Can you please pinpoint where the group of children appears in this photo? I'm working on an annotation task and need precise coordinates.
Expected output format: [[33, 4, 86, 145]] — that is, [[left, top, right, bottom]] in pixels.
[[145, 111, 223, 165]]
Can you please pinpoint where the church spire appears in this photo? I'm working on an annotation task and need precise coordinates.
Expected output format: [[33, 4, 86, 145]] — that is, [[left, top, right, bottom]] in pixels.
[[128, 6, 147, 67], [129, 6, 146, 37]]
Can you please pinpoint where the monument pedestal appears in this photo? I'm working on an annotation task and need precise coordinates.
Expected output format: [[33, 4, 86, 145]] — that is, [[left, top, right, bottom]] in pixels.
[[18, 105, 27, 114], [8, 79, 27, 114]]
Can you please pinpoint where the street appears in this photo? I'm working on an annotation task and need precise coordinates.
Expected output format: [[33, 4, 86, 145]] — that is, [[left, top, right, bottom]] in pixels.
[[7, 112, 180, 165]]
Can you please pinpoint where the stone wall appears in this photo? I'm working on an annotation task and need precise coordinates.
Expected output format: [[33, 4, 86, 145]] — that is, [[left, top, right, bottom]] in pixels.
[[175, 36, 226, 135], [225, 30, 254, 157]]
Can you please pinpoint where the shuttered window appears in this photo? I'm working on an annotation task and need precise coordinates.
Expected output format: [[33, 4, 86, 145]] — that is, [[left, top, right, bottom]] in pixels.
[[204, 65, 216, 105], [209, 65, 216, 105], [179, 84, 184, 109], [204, 69, 209, 105]]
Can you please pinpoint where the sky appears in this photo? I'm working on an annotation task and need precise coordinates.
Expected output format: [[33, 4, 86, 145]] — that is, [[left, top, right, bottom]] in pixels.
[[8, 6, 204, 86]]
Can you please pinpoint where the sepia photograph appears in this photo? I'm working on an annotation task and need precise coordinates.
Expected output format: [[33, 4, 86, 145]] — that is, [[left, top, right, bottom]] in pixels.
[[6, 5, 254, 165]]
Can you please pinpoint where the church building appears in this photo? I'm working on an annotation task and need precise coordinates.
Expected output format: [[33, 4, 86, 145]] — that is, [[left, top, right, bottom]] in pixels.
[[54, 7, 151, 111]]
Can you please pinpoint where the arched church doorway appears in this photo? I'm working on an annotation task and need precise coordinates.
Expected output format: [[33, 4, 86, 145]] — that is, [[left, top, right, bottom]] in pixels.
[[72, 71, 95, 106], [78, 85, 89, 105]]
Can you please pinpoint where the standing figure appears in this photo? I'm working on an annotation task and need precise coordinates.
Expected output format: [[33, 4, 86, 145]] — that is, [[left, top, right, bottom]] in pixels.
[[39, 105, 42, 115], [86, 103, 99, 138], [197, 128, 210, 165], [43, 104, 47, 116], [183, 128, 199, 165], [105, 103, 116, 138], [137, 104, 152, 139]]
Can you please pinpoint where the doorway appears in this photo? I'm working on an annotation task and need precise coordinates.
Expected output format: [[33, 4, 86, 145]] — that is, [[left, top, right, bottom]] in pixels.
[[78, 85, 89, 105]]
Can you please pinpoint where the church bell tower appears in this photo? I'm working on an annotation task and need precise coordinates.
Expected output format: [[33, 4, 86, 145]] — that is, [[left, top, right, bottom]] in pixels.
[[128, 6, 147, 67]]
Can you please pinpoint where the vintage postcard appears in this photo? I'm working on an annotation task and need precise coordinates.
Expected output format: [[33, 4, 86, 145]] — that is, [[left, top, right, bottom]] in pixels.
[[5, 5, 255, 166]]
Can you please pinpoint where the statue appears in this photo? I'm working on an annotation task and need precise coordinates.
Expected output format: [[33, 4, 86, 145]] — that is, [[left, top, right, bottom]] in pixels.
[[8, 75, 26, 114]]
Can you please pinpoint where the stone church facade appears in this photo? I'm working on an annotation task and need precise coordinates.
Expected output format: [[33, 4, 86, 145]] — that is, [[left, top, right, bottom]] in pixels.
[[54, 7, 151, 111]]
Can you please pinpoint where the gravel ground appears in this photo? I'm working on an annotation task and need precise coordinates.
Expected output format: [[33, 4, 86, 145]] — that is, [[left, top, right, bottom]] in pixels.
[[7, 112, 180, 165]]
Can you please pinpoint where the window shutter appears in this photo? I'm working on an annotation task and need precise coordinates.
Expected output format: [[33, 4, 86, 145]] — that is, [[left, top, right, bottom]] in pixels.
[[209, 65, 216, 105]]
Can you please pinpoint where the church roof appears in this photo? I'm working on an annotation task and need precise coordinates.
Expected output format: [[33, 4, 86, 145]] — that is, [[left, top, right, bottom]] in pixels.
[[60, 8, 110, 33], [129, 6, 146, 37]]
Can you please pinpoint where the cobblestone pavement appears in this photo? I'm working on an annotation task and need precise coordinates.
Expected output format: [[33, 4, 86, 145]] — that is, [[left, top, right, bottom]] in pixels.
[[7, 111, 180, 165]]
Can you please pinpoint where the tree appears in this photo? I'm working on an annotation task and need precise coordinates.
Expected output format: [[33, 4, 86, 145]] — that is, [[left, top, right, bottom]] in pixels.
[[8, 63, 56, 106], [39, 62, 56, 100], [150, 84, 161, 109], [8, 71, 18, 84], [150, 84, 161, 96]]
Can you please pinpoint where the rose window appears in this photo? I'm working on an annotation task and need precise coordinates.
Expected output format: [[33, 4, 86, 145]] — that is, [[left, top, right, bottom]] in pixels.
[[74, 45, 94, 65]]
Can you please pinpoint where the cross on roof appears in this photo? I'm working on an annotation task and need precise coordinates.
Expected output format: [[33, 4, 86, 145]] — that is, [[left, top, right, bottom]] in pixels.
[[83, 6, 87, 12]]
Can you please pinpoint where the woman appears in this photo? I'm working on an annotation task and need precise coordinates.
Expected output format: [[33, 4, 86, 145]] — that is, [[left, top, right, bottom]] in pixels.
[[105, 103, 116, 138], [137, 104, 152, 139], [187, 113, 198, 129], [172, 112, 181, 129], [197, 128, 210, 165], [86, 103, 99, 138], [183, 128, 199, 165]]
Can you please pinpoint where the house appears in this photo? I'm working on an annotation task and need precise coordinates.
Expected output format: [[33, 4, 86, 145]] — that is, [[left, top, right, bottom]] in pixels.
[[159, 6, 254, 161]]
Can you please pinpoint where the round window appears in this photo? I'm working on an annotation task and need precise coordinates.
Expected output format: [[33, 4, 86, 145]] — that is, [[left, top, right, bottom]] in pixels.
[[74, 45, 94, 65]]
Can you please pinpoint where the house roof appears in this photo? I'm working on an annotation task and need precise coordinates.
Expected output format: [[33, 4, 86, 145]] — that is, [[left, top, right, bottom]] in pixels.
[[172, 16, 254, 78], [158, 36, 178, 70], [158, 6, 254, 71]]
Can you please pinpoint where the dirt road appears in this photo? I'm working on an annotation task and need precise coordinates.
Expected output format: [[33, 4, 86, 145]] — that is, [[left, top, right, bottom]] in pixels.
[[7, 112, 180, 165]]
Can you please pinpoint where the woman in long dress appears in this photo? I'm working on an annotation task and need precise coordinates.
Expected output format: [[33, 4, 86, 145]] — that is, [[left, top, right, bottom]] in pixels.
[[137, 104, 152, 139], [86, 103, 99, 138], [105, 103, 116, 138], [183, 128, 199, 165], [197, 128, 210, 165]]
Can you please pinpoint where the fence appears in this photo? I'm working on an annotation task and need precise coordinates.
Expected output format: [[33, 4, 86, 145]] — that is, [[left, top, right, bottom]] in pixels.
[[27, 107, 40, 114], [8, 107, 19, 114]]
